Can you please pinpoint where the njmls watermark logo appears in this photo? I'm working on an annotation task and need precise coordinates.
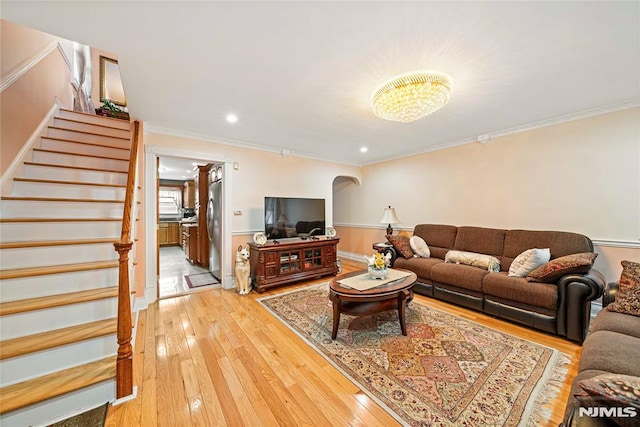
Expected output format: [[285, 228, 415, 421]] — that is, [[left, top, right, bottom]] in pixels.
[[578, 406, 638, 418]]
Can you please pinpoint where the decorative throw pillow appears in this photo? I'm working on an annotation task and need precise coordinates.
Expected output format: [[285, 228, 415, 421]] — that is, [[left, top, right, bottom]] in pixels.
[[386, 234, 414, 259], [607, 260, 640, 317], [444, 250, 501, 272], [526, 252, 597, 283], [508, 248, 551, 277], [409, 235, 430, 258], [578, 373, 640, 409]]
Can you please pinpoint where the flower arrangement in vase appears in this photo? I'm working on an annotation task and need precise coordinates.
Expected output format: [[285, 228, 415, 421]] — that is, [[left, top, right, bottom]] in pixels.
[[364, 252, 392, 279]]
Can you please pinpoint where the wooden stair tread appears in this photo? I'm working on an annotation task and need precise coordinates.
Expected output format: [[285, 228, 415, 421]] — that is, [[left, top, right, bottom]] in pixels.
[[0, 217, 121, 223], [33, 148, 129, 162], [0, 238, 117, 249], [48, 125, 130, 141], [0, 286, 119, 316], [24, 161, 128, 174], [1, 196, 124, 203], [41, 135, 130, 151], [0, 356, 116, 414], [0, 318, 117, 360], [0, 260, 119, 280], [54, 116, 131, 132], [13, 177, 126, 188], [59, 108, 130, 126]]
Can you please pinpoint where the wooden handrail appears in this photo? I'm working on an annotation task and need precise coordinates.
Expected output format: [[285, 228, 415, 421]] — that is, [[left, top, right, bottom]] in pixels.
[[113, 120, 140, 399]]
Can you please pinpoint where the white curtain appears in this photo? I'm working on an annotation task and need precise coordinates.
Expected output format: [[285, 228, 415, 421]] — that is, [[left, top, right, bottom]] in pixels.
[[72, 42, 94, 113]]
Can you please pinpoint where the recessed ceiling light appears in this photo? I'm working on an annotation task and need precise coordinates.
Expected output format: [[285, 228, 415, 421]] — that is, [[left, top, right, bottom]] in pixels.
[[181, 175, 186, 179], [226, 113, 238, 123], [360, 147, 368, 153]]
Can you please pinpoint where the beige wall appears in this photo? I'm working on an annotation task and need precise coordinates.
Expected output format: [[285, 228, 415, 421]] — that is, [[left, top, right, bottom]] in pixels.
[[1, 19, 72, 175], [334, 108, 640, 283]]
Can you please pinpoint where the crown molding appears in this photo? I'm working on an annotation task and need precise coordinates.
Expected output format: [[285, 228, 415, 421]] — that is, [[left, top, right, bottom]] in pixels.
[[144, 124, 361, 167], [362, 99, 640, 166]]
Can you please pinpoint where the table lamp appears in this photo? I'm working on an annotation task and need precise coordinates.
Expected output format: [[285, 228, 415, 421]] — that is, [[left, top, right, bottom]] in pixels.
[[379, 206, 400, 235]]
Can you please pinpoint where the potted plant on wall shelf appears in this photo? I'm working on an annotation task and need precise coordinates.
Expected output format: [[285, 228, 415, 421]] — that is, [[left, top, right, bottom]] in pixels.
[[96, 98, 130, 120]]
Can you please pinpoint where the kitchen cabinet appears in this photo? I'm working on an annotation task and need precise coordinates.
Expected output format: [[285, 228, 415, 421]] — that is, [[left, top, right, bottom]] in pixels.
[[183, 224, 199, 263], [183, 181, 195, 208], [159, 222, 180, 246]]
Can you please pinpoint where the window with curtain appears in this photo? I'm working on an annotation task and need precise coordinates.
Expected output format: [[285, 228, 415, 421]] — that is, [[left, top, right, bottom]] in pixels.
[[159, 187, 182, 216]]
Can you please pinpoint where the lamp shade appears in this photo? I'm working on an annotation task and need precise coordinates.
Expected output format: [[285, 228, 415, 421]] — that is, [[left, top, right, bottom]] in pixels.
[[379, 206, 400, 225]]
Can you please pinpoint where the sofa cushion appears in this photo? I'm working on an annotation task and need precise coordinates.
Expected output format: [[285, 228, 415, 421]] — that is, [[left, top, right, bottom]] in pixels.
[[591, 308, 640, 339], [386, 234, 414, 258], [444, 250, 501, 272], [508, 248, 550, 277], [483, 272, 558, 311], [502, 229, 593, 272], [431, 262, 488, 292], [454, 226, 506, 261], [579, 330, 640, 377], [394, 257, 443, 281], [409, 235, 430, 258], [607, 260, 640, 317], [413, 224, 457, 260], [526, 252, 598, 283]]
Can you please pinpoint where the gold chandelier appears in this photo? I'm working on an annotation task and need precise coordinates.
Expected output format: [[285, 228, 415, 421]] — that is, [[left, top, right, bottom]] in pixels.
[[371, 70, 452, 123]]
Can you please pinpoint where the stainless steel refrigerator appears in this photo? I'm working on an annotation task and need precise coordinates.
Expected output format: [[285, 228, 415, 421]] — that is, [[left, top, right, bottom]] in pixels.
[[206, 167, 222, 281]]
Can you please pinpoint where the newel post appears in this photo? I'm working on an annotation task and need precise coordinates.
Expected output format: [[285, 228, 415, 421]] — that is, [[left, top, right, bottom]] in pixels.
[[114, 240, 133, 398]]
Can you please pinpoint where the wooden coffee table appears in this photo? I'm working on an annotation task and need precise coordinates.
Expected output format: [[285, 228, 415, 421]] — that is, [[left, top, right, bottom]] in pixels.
[[328, 268, 417, 340]]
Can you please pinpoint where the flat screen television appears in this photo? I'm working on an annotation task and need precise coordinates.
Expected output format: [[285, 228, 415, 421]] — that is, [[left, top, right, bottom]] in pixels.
[[264, 197, 325, 240]]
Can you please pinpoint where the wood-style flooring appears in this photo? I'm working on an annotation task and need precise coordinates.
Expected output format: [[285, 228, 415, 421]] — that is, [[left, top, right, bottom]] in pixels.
[[159, 246, 217, 298], [106, 258, 582, 426]]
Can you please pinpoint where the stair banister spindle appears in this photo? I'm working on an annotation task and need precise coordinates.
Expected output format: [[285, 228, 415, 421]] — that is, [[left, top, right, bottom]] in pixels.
[[114, 120, 140, 398]]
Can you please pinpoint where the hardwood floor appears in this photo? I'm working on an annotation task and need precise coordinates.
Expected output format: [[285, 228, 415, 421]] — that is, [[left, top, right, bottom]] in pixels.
[[106, 258, 582, 426]]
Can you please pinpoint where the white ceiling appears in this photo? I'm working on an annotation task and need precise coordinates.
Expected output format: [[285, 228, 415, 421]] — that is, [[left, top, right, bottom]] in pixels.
[[4, 1, 639, 165]]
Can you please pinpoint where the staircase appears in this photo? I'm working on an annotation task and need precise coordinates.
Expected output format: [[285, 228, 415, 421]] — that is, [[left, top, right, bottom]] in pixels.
[[0, 109, 135, 426]]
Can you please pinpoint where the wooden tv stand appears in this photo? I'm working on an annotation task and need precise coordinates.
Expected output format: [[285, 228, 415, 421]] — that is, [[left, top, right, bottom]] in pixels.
[[249, 237, 339, 293]]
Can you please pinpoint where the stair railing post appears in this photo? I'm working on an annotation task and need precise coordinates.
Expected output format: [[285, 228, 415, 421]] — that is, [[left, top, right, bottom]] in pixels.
[[114, 240, 133, 398], [113, 120, 140, 399]]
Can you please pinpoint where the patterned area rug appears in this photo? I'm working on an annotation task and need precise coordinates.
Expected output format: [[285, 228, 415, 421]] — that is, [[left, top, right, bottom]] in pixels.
[[259, 283, 569, 426], [184, 272, 219, 288]]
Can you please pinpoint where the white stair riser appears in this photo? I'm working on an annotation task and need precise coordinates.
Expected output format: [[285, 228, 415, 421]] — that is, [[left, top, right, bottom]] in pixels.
[[0, 378, 115, 427], [53, 118, 130, 139], [1, 200, 123, 218], [0, 221, 121, 243], [22, 164, 127, 186], [11, 181, 126, 200], [1, 244, 118, 270], [57, 110, 130, 130], [0, 269, 118, 301], [32, 151, 129, 172], [1, 335, 117, 386], [40, 138, 130, 160], [46, 128, 130, 150], [1, 298, 117, 340]]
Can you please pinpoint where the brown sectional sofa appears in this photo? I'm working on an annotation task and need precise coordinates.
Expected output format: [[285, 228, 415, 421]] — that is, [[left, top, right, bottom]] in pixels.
[[387, 224, 605, 343], [562, 282, 640, 425]]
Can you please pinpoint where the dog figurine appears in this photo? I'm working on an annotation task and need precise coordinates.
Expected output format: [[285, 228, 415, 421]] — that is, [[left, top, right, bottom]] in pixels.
[[235, 245, 251, 295]]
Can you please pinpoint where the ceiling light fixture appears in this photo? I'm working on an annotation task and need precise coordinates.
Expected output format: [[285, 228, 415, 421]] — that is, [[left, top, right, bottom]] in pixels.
[[371, 70, 452, 123], [360, 147, 368, 153], [226, 113, 238, 123]]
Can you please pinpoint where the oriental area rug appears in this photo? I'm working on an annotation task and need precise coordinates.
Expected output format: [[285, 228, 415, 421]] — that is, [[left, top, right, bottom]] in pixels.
[[258, 283, 569, 427]]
